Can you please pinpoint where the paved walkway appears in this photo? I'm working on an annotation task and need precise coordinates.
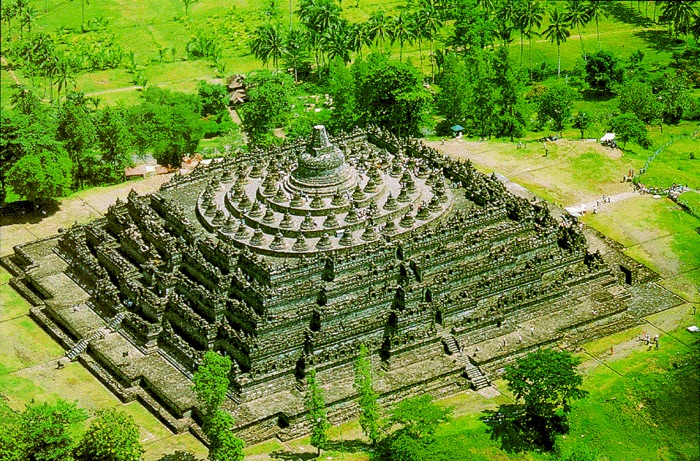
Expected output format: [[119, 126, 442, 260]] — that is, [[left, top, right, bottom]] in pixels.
[[565, 190, 639, 216]]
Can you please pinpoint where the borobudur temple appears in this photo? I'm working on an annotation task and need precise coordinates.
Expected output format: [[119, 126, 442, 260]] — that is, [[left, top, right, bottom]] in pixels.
[[3, 125, 683, 443]]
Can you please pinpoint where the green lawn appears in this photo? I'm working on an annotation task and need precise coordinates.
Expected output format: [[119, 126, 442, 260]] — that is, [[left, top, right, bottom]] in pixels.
[[3, 0, 694, 110], [678, 190, 700, 217]]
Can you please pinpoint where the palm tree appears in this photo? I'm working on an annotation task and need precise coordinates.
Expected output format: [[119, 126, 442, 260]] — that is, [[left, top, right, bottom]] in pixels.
[[284, 28, 308, 81], [10, 84, 40, 115], [566, 0, 591, 59], [544, 8, 571, 78], [368, 11, 391, 53], [324, 22, 352, 64], [691, 11, 700, 43], [249, 24, 286, 69], [54, 56, 76, 100], [414, 5, 443, 80], [477, 0, 495, 17], [390, 13, 415, 61], [586, 0, 607, 51], [496, 0, 518, 47], [349, 22, 372, 59], [661, 0, 697, 43], [297, 0, 341, 67], [519, 0, 544, 77]]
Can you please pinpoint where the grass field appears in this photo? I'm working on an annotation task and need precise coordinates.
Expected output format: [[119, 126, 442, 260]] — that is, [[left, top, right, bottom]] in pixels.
[[2, 0, 694, 109]]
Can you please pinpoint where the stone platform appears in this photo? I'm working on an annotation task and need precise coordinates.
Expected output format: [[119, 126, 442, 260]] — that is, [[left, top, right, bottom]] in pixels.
[[2, 126, 684, 444]]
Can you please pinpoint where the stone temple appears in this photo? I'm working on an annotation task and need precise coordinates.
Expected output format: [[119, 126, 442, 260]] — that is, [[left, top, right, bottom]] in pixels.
[[3, 126, 682, 442]]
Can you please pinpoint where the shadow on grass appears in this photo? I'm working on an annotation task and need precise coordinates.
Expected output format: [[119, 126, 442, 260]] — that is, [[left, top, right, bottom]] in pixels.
[[581, 90, 617, 102], [481, 404, 568, 453], [634, 29, 685, 53], [605, 2, 655, 29], [269, 450, 317, 460], [325, 438, 371, 453], [0, 200, 59, 227]]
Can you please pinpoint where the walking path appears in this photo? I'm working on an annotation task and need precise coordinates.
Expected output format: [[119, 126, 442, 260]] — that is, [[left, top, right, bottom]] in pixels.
[[1, 56, 22, 86], [565, 190, 639, 216]]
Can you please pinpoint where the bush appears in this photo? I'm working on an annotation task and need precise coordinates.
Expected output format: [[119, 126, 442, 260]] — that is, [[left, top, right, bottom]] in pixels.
[[585, 51, 623, 94], [531, 62, 552, 82]]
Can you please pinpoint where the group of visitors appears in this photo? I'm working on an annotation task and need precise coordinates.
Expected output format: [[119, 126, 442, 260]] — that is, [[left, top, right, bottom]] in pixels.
[[640, 332, 660, 351]]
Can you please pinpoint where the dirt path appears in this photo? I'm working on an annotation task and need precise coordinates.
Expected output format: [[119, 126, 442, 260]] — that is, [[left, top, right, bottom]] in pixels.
[[1, 56, 23, 85]]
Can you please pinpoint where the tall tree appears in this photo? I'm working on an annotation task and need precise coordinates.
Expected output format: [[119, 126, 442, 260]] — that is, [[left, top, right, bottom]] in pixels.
[[536, 85, 577, 131], [327, 57, 358, 132], [390, 13, 415, 61], [504, 349, 587, 447], [324, 20, 353, 64], [354, 344, 381, 445], [95, 107, 133, 182], [368, 11, 391, 53], [353, 54, 430, 138], [618, 80, 662, 124], [20, 399, 87, 460], [239, 70, 294, 145], [305, 369, 330, 456], [610, 113, 651, 149], [566, 0, 592, 59], [584, 50, 623, 93], [249, 24, 286, 70], [586, 0, 608, 51], [652, 72, 689, 125], [192, 352, 244, 461], [283, 28, 309, 81], [661, 0, 697, 42], [375, 394, 453, 461], [414, 5, 443, 80], [192, 350, 232, 418], [519, 0, 544, 77], [206, 411, 245, 461], [74, 409, 144, 461], [182, 0, 198, 17], [493, 47, 527, 140], [544, 8, 571, 78], [435, 53, 471, 131], [451, 0, 496, 52], [495, 0, 519, 47], [56, 91, 98, 190]]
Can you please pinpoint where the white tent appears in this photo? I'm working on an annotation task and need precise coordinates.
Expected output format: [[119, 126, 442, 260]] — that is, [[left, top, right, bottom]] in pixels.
[[600, 132, 616, 143]]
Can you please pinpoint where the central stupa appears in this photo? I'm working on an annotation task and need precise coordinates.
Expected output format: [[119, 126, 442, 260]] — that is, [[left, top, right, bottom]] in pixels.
[[288, 125, 357, 196], [198, 125, 452, 255]]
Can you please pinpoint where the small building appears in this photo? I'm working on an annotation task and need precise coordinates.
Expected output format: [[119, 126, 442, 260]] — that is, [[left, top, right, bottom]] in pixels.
[[451, 125, 464, 138]]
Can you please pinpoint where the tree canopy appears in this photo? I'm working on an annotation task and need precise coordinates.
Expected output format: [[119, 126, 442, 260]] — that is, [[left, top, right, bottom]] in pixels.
[[193, 350, 233, 418], [373, 394, 452, 461], [353, 54, 429, 138], [74, 408, 143, 461], [354, 343, 381, 445], [585, 50, 623, 94], [305, 368, 330, 456], [504, 348, 587, 421], [239, 70, 294, 145]]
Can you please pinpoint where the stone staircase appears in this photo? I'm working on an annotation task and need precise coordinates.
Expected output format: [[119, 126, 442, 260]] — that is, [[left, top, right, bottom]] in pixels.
[[442, 333, 490, 390], [458, 355, 490, 390], [66, 339, 89, 361], [107, 312, 126, 330], [65, 312, 122, 361], [441, 334, 461, 355]]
